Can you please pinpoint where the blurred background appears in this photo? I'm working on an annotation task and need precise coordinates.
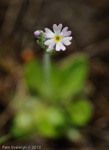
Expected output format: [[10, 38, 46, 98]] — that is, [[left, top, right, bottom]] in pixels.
[[0, 0, 109, 149]]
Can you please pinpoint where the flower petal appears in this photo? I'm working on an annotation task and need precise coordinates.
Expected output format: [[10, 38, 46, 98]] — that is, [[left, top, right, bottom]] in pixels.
[[61, 27, 68, 33], [48, 41, 56, 49], [62, 36, 72, 46], [44, 39, 56, 50], [60, 26, 72, 37], [67, 31, 72, 36], [62, 36, 72, 41], [56, 42, 66, 51], [44, 39, 55, 45], [58, 24, 63, 32], [44, 28, 54, 38], [62, 40, 72, 46], [65, 31, 72, 36], [53, 24, 62, 34], [48, 44, 54, 49]]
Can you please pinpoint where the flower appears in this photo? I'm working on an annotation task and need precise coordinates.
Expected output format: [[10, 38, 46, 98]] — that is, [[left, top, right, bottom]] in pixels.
[[44, 24, 72, 51]]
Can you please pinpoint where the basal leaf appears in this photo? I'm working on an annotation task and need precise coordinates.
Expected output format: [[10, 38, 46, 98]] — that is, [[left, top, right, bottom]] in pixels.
[[53, 54, 89, 100]]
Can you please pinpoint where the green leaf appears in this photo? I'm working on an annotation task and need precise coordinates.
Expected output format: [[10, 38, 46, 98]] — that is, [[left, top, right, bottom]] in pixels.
[[24, 59, 44, 95], [11, 111, 36, 138], [52, 54, 89, 100], [11, 96, 44, 138], [68, 99, 93, 126], [34, 106, 66, 138]]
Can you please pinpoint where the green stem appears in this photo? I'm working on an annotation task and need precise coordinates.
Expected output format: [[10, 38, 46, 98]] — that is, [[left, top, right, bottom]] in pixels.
[[43, 53, 51, 90]]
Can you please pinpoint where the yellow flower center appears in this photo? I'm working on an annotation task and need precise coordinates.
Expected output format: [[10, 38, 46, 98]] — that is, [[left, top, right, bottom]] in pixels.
[[55, 35, 61, 42]]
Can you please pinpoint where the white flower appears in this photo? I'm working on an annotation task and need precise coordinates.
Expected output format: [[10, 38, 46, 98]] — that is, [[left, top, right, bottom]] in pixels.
[[44, 24, 72, 51]]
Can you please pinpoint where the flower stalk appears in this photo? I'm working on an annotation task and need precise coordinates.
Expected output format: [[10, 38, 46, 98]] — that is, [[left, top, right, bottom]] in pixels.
[[43, 53, 51, 90]]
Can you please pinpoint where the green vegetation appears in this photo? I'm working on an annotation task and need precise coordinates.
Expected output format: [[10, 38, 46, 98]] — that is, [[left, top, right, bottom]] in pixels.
[[11, 53, 93, 140]]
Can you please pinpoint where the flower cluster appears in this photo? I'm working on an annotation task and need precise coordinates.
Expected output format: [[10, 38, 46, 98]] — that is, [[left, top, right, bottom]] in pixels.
[[34, 24, 72, 54]]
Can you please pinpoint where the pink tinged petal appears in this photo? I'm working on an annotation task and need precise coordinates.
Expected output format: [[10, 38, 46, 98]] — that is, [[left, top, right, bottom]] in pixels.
[[57, 23, 63, 33], [44, 39, 55, 46], [62, 36, 72, 45], [53, 24, 62, 34], [62, 27, 68, 33], [56, 43, 61, 51], [53, 25, 59, 34], [48, 45, 54, 49], [53, 24, 57, 30], [62, 40, 71, 46], [62, 36, 72, 41], [48, 41, 56, 49], [61, 43, 66, 51], [65, 31, 72, 36], [43, 33, 46, 37], [61, 30, 72, 37], [44, 39, 56, 50], [56, 42, 66, 51], [44, 28, 54, 38], [62, 37, 72, 46], [60, 27, 71, 37], [53, 24, 58, 33]]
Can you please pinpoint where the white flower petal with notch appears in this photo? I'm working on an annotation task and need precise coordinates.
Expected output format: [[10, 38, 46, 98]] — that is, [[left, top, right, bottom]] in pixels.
[[62, 37, 72, 45], [53, 24, 62, 34], [44, 28, 54, 38], [56, 42, 66, 51]]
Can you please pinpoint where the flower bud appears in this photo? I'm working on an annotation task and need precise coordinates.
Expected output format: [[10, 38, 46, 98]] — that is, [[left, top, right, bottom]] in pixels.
[[34, 30, 40, 37], [46, 48, 55, 54]]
